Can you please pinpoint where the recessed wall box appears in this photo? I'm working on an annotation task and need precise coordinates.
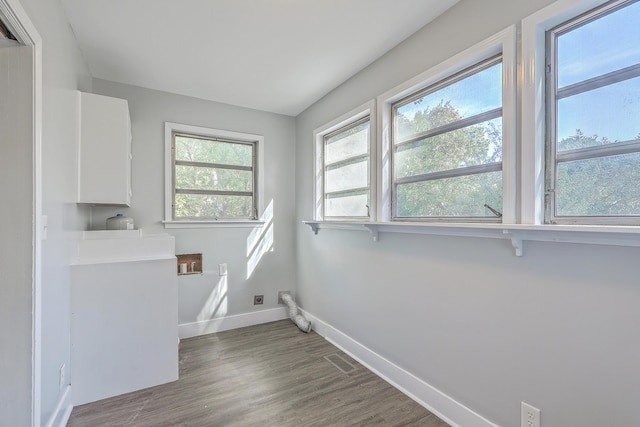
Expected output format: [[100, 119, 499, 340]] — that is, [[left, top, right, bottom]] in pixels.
[[176, 253, 202, 275]]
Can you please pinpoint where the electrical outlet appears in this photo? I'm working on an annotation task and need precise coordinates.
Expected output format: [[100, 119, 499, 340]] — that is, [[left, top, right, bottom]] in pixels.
[[278, 291, 291, 304], [218, 263, 227, 276], [59, 363, 66, 390], [521, 402, 540, 427], [254, 295, 264, 305]]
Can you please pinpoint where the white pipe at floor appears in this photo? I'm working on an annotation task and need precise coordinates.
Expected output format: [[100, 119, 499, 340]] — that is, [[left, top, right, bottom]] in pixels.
[[281, 293, 311, 333]]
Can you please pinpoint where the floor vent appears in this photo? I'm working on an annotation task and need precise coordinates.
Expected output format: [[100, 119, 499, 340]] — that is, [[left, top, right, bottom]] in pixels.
[[324, 353, 356, 373]]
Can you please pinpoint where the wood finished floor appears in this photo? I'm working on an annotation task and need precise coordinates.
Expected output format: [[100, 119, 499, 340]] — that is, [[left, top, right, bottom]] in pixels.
[[67, 320, 449, 426]]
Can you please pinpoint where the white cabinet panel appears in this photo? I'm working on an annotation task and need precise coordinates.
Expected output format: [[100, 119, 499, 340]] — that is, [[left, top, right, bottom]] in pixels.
[[77, 91, 131, 205], [71, 258, 178, 405]]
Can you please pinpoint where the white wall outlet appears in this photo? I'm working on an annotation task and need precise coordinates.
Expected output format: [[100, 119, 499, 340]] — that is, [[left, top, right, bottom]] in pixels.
[[218, 263, 227, 276], [59, 363, 66, 390], [521, 401, 540, 427]]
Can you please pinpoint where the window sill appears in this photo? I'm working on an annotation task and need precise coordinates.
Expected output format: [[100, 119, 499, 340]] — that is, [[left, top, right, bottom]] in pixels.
[[302, 220, 640, 256], [163, 220, 265, 229]]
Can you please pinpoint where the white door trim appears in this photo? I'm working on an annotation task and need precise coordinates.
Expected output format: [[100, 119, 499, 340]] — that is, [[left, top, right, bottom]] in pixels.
[[0, 1, 42, 425]]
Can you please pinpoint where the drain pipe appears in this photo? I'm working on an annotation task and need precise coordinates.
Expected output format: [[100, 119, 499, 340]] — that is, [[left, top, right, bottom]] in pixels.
[[281, 293, 311, 333]]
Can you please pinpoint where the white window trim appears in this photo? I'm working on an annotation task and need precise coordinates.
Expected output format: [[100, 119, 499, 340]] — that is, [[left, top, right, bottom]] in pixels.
[[163, 122, 265, 228], [377, 25, 518, 223], [313, 100, 376, 221]]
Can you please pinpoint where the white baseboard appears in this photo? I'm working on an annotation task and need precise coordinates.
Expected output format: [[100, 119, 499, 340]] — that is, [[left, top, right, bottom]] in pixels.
[[44, 385, 73, 427], [179, 307, 289, 339], [301, 310, 497, 427]]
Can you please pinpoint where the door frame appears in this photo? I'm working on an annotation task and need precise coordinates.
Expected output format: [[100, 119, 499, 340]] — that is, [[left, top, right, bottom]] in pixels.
[[0, 1, 42, 425]]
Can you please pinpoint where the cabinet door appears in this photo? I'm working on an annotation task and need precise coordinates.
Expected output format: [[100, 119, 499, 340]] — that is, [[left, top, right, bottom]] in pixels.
[[78, 92, 131, 205], [71, 259, 178, 405]]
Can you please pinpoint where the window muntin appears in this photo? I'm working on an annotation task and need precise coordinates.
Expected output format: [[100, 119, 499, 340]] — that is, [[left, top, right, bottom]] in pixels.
[[172, 132, 257, 220], [546, 0, 640, 223], [322, 117, 370, 219], [391, 57, 503, 221]]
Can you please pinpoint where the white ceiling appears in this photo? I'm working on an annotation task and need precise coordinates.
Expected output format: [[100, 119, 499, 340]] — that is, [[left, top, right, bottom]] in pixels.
[[60, 0, 459, 116]]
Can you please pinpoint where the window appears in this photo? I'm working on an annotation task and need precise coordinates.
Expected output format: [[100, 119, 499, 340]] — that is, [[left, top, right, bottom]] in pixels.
[[545, 0, 640, 224], [391, 56, 504, 221], [164, 122, 263, 224], [314, 102, 374, 221], [322, 118, 370, 219]]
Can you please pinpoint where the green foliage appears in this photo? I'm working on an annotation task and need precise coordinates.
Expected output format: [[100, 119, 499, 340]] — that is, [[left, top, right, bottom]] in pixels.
[[395, 100, 640, 219], [175, 194, 253, 219], [174, 135, 255, 219], [395, 101, 502, 218], [175, 166, 252, 192], [555, 144, 640, 217], [175, 136, 252, 166], [557, 129, 615, 151], [397, 173, 502, 217]]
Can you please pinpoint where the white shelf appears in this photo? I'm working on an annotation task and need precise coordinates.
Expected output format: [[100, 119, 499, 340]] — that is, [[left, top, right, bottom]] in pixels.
[[302, 220, 640, 256]]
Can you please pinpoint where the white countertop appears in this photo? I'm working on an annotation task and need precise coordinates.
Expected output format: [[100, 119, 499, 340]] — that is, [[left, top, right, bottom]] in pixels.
[[71, 230, 176, 265]]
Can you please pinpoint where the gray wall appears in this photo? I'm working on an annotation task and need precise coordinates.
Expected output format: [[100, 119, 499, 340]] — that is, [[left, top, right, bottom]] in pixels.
[[91, 79, 298, 328], [1, 0, 92, 424], [295, 0, 640, 426]]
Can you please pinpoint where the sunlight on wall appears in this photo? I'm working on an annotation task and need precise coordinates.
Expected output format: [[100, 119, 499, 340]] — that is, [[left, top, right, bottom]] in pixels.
[[246, 200, 274, 279], [196, 275, 228, 335]]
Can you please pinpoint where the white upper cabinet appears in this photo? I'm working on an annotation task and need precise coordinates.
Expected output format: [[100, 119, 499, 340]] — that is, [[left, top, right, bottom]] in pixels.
[[77, 91, 132, 206]]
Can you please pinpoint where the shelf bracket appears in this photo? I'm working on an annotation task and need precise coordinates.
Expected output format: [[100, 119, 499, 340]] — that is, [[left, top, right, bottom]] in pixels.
[[305, 222, 320, 235], [363, 224, 379, 242], [503, 230, 523, 257]]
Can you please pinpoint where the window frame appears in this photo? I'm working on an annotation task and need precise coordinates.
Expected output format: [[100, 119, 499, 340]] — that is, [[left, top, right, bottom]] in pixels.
[[164, 122, 264, 228], [378, 26, 517, 224], [313, 101, 376, 222], [543, 0, 640, 225], [390, 55, 505, 222], [521, 0, 636, 225]]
